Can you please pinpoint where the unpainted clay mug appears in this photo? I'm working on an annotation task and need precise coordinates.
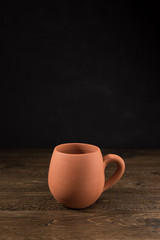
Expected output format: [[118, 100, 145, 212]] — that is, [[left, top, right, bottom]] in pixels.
[[48, 143, 125, 209]]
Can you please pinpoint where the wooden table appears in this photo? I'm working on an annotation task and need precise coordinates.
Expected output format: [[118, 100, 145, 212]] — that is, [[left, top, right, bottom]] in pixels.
[[0, 149, 160, 240]]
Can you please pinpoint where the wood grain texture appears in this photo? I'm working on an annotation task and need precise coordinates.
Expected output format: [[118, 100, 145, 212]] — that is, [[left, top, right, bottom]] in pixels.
[[0, 149, 160, 240]]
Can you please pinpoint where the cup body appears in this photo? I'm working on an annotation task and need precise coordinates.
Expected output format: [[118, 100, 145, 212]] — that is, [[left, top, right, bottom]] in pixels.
[[48, 143, 105, 209]]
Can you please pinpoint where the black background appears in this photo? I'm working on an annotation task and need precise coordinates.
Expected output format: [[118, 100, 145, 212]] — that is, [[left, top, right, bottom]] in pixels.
[[1, 2, 160, 148]]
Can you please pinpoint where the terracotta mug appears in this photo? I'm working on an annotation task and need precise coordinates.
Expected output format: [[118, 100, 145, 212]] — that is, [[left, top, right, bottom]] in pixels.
[[48, 143, 125, 209]]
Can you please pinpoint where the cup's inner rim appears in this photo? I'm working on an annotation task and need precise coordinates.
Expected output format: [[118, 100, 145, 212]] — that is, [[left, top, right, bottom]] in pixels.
[[55, 143, 99, 155]]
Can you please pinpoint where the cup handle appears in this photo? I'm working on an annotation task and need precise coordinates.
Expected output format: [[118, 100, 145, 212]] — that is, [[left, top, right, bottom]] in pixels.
[[103, 154, 125, 192]]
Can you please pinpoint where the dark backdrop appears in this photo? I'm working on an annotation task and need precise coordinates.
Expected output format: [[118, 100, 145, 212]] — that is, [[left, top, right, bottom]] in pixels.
[[1, 2, 160, 148]]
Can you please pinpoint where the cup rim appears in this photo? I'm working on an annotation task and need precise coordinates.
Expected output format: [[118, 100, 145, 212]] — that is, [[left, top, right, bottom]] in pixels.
[[54, 142, 100, 155]]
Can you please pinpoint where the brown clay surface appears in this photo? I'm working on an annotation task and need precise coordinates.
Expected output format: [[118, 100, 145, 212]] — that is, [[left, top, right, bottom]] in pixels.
[[48, 143, 125, 208]]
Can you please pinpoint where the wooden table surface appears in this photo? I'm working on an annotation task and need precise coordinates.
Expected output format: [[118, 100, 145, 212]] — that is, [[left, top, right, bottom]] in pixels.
[[0, 149, 160, 240]]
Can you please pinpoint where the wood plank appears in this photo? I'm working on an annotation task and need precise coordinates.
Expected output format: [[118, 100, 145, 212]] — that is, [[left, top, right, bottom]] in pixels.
[[0, 149, 160, 239], [0, 210, 160, 240]]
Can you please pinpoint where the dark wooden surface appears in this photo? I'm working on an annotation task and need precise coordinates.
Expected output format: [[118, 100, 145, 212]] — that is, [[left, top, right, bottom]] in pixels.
[[0, 149, 160, 240]]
